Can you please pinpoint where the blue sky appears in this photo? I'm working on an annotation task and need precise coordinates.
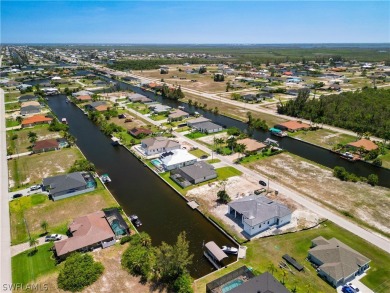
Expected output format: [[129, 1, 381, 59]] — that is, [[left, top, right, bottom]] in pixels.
[[1, 1, 389, 43]]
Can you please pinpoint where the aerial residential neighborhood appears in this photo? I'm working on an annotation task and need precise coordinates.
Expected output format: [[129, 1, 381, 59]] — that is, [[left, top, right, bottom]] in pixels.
[[0, 1, 389, 293]]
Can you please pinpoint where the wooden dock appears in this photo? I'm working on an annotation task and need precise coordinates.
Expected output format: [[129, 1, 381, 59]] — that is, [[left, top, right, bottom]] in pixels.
[[187, 201, 199, 209]]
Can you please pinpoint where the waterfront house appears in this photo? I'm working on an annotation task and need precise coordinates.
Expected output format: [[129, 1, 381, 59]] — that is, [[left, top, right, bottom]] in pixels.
[[42, 172, 96, 201], [32, 138, 68, 153], [141, 136, 181, 156], [21, 114, 53, 128], [308, 236, 371, 287], [20, 101, 41, 116], [127, 93, 152, 103], [159, 149, 197, 171], [236, 138, 267, 154], [275, 120, 311, 132], [75, 95, 92, 102], [72, 90, 94, 97], [168, 109, 189, 122], [170, 161, 217, 187], [228, 195, 292, 236], [241, 94, 262, 102], [186, 117, 211, 127], [128, 127, 153, 138], [148, 104, 171, 114], [19, 94, 38, 103], [54, 211, 116, 259], [190, 121, 223, 134], [85, 101, 109, 112], [346, 139, 378, 152]]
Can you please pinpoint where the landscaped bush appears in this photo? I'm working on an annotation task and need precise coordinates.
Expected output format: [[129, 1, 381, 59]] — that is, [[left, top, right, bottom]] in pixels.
[[57, 253, 104, 292], [120, 235, 131, 245]]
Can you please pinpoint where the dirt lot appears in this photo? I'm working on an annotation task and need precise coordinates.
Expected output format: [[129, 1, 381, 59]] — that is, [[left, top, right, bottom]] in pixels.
[[33, 244, 166, 293], [196, 132, 228, 146], [186, 175, 321, 239], [8, 147, 82, 188], [135, 67, 245, 93], [245, 153, 390, 236], [291, 129, 356, 149]]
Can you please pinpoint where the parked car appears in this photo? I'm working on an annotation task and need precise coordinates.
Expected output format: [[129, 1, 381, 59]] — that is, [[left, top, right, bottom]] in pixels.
[[342, 286, 354, 293], [12, 193, 23, 199], [45, 234, 62, 242], [259, 180, 267, 186], [30, 184, 41, 191], [200, 155, 209, 159]]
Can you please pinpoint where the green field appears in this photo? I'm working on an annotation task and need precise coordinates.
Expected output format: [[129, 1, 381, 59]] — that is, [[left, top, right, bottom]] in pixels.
[[189, 148, 209, 158], [12, 243, 57, 285]]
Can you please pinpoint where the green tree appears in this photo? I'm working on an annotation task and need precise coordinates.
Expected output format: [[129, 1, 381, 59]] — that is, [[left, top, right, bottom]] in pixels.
[[372, 158, 382, 167], [40, 220, 49, 234], [28, 131, 37, 144], [69, 159, 96, 172], [155, 232, 193, 282], [57, 253, 104, 292], [267, 262, 276, 276], [173, 273, 193, 293], [122, 241, 155, 279], [217, 190, 231, 204], [367, 174, 378, 186], [29, 237, 39, 252]]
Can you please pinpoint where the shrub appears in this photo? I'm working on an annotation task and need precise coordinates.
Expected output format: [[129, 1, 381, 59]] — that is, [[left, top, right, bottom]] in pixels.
[[372, 158, 382, 167], [120, 235, 131, 245], [172, 273, 193, 293], [217, 190, 231, 204], [367, 174, 379, 186], [57, 253, 104, 292]]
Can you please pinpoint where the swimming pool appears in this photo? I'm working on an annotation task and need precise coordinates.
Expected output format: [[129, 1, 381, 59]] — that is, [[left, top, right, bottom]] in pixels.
[[151, 159, 162, 167], [222, 279, 244, 293]]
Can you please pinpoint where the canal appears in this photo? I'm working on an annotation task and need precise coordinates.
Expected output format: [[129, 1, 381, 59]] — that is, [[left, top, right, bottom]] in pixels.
[[47, 95, 237, 278], [102, 76, 390, 188]]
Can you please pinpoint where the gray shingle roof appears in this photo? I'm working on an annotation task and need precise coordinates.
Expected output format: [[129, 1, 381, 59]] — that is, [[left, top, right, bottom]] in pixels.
[[43, 172, 87, 195], [173, 161, 216, 181], [193, 121, 222, 131], [309, 237, 371, 281], [229, 272, 290, 293], [141, 136, 180, 151], [228, 195, 291, 227]]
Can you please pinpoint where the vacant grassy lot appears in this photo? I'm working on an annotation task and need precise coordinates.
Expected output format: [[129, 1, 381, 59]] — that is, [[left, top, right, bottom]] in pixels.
[[5, 91, 21, 102], [216, 166, 242, 179], [5, 102, 20, 111], [245, 152, 390, 237], [185, 131, 208, 139], [10, 184, 118, 245], [7, 124, 59, 154], [127, 102, 151, 114], [8, 147, 82, 189], [6, 118, 20, 127], [12, 243, 57, 285], [194, 221, 390, 293], [189, 148, 209, 158], [290, 129, 356, 149]]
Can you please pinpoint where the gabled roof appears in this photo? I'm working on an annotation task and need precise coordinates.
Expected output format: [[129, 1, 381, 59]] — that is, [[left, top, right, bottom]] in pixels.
[[168, 109, 189, 119], [33, 138, 60, 151], [42, 172, 87, 195], [237, 138, 267, 152], [277, 120, 310, 131], [173, 161, 216, 180], [229, 272, 290, 293], [21, 101, 40, 107], [228, 195, 291, 227], [76, 95, 92, 101], [54, 211, 115, 257], [193, 121, 222, 131], [129, 127, 152, 136], [347, 139, 378, 151], [309, 237, 371, 281], [187, 117, 211, 125]]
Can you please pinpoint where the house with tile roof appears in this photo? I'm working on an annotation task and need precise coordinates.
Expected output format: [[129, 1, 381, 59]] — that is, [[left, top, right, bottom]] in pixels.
[[236, 138, 267, 154], [275, 120, 311, 132], [308, 237, 371, 287], [347, 139, 378, 152], [54, 211, 116, 259], [228, 195, 292, 236], [21, 115, 53, 128]]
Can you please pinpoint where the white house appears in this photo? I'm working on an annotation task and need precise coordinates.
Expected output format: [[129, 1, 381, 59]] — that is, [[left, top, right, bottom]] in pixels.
[[140, 137, 181, 156], [159, 149, 197, 171], [228, 195, 292, 236]]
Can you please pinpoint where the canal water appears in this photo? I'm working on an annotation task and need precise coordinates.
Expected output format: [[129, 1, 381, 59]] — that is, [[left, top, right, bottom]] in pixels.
[[47, 95, 237, 278], [103, 76, 390, 188]]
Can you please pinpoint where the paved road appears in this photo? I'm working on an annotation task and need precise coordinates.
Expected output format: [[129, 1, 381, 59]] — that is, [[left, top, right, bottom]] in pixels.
[[11, 235, 67, 257], [0, 88, 12, 291], [125, 106, 390, 253]]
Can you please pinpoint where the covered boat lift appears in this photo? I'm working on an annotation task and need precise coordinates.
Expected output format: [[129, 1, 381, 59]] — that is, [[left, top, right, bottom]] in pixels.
[[204, 241, 228, 269]]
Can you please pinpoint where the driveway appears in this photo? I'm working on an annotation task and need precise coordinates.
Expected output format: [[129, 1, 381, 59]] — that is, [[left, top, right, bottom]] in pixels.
[[11, 235, 68, 257], [8, 186, 48, 201]]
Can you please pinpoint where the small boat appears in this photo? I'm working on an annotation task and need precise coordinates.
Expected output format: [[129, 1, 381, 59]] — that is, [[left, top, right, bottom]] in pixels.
[[340, 152, 355, 161], [178, 106, 185, 110], [221, 245, 238, 255], [264, 138, 279, 147], [111, 136, 120, 146], [269, 127, 287, 137], [130, 215, 142, 227], [99, 174, 111, 183], [61, 118, 67, 124]]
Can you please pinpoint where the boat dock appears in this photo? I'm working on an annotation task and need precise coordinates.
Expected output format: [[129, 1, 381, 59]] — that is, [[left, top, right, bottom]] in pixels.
[[187, 201, 199, 209]]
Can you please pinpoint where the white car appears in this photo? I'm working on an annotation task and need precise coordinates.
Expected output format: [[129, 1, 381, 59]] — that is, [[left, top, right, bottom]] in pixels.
[[30, 185, 41, 191], [45, 234, 62, 241]]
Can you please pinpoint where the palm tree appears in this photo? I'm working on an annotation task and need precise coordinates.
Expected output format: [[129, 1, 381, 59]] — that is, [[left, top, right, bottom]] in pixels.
[[29, 237, 39, 252], [40, 220, 48, 234], [267, 262, 276, 276], [281, 270, 287, 285], [236, 143, 247, 160], [28, 131, 37, 144], [139, 232, 152, 247]]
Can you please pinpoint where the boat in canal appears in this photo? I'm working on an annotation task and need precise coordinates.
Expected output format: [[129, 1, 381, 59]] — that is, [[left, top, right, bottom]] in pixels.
[[111, 136, 121, 146], [264, 138, 279, 147], [99, 174, 111, 183], [340, 152, 358, 161], [269, 127, 287, 137], [130, 215, 142, 227], [61, 118, 67, 124], [221, 245, 238, 255]]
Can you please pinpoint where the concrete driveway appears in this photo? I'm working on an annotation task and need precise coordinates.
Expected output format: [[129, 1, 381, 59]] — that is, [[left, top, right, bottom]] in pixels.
[[11, 234, 68, 257], [8, 186, 48, 201]]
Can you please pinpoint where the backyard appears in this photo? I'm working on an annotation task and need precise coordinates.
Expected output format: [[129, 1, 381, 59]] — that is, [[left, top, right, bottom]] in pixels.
[[193, 221, 390, 293], [289, 129, 356, 149]]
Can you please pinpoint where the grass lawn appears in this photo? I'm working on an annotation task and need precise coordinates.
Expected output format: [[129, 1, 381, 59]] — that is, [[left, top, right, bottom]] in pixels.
[[185, 131, 208, 139], [215, 166, 242, 180], [6, 124, 57, 154], [127, 102, 151, 114], [189, 148, 209, 158], [194, 221, 390, 293], [5, 92, 21, 102], [150, 114, 168, 121], [290, 129, 356, 149], [6, 118, 20, 128], [207, 158, 221, 164], [8, 147, 83, 189], [10, 183, 118, 244], [12, 243, 57, 285], [379, 152, 390, 169], [176, 126, 191, 132], [5, 102, 20, 111], [239, 149, 277, 164]]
